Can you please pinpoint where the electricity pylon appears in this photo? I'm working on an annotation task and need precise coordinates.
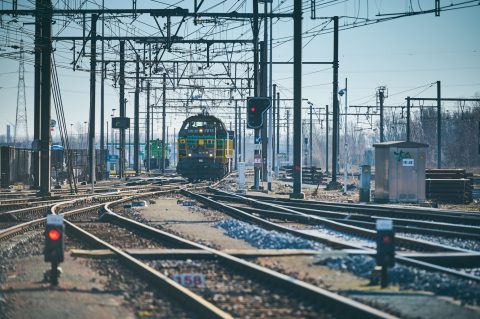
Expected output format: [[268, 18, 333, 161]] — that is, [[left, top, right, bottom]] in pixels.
[[14, 39, 29, 147]]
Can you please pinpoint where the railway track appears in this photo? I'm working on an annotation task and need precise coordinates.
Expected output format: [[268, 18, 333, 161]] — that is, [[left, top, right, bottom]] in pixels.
[[0, 182, 397, 318], [205, 192, 480, 242], [244, 194, 480, 226], [0, 179, 187, 237], [89, 190, 395, 318], [183, 188, 480, 283]]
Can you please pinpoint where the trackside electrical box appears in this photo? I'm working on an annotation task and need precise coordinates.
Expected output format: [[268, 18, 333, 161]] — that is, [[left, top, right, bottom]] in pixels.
[[44, 214, 65, 263], [375, 219, 395, 268], [373, 141, 428, 203]]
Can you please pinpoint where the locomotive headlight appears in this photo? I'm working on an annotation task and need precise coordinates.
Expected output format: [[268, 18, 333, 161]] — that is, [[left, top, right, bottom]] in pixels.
[[188, 153, 192, 157], [199, 128, 203, 133], [209, 153, 213, 157]]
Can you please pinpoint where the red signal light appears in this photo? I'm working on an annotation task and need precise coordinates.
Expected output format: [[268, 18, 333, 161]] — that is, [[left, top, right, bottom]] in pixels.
[[48, 229, 61, 241], [250, 106, 256, 112], [383, 235, 392, 244]]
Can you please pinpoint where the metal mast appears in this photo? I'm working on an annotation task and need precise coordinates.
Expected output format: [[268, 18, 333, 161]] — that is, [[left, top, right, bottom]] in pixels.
[[14, 39, 29, 147]]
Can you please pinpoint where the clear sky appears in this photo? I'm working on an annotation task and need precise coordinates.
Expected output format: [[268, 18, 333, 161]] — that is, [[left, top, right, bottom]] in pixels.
[[0, 0, 479, 142]]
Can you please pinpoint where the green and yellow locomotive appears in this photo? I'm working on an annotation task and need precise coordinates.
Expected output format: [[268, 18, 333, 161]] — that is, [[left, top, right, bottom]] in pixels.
[[177, 113, 234, 180]]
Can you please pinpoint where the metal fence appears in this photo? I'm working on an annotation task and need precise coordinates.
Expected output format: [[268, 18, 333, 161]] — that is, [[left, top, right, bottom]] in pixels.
[[0, 147, 31, 187]]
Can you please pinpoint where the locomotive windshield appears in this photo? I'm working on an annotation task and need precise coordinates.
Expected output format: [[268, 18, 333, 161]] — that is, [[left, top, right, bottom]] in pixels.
[[184, 121, 210, 129], [180, 118, 226, 133]]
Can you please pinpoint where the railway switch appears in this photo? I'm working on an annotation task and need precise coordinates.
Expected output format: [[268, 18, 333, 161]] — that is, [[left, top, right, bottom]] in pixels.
[[376, 219, 395, 288], [44, 214, 65, 286], [246, 97, 271, 129]]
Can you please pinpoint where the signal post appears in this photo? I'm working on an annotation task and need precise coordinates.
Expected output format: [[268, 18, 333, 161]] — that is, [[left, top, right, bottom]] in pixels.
[[44, 214, 65, 286], [376, 219, 395, 288], [247, 97, 271, 190]]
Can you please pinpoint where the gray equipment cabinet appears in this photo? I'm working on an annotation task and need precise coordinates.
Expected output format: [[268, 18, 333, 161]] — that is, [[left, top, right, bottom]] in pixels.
[[373, 141, 428, 203]]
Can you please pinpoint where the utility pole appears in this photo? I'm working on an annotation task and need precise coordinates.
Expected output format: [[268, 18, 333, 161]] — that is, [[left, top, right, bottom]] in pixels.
[[134, 54, 140, 175], [276, 90, 280, 175], [100, 0, 105, 175], [437, 80, 441, 168], [111, 109, 116, 157], [128, 126, 131, 169], [309, 102, 313, 167], [267, 0, 274, 191], [325, 105, 329, 174], [342, 78, 348, 193], [146, 81, 150, 172], [377, 86, 387, 142], [253, 0, 260, 190], [406, 97, 411, 141], [166, 126, 169, 165], [272, 84, 276, 173], [286, 109, 290, 163], [88, 14, 97, 192], [330, 16, 339, 187], [119, 40, 125, 179], [238, 102, 242, 162], [39, 0, 53, 196], [106, 122, 108, 176], [32, 0, 41, 189], [173, 128, 176, 167], [234, 100, 238, 170], [291, 0, 303, 198], [260, 40, 268, 182], [162, 72, 166, 173], [243, 120, 246, 159]]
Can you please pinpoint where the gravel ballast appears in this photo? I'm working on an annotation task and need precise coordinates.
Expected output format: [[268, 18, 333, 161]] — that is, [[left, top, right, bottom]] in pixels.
[[215, 219, 326, 250], [316, 254, 480, 306], [398, 232, 480, 252], [213, 218, 480, 306]]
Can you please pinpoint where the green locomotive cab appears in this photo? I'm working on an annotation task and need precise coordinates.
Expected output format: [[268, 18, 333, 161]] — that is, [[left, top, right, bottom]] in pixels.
[[144, 139, 170, 169]]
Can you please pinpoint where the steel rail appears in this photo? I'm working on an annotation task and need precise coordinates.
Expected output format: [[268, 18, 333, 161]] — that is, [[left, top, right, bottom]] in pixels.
[[207, 193, 480, 237], [270, 199, 480, 234], [64, 219, 233, 319], [323, 217, 480, 240], [0, 197, 38, 205], [187, 189, 480, 283], [0, 192, 121, 221], [102, 192, 396, 318], [245, 194, 480, 226], [208, 190, 469, 253], [227, 204, 480, 241], [0, 203, 52, 221], [0, 198, 66, 210], [0, 189, 162, 241]]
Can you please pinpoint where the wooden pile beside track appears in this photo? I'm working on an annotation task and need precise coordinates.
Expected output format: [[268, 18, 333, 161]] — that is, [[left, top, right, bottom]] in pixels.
[[425, 169, 473, 204], [282, 166, 325, 185]]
